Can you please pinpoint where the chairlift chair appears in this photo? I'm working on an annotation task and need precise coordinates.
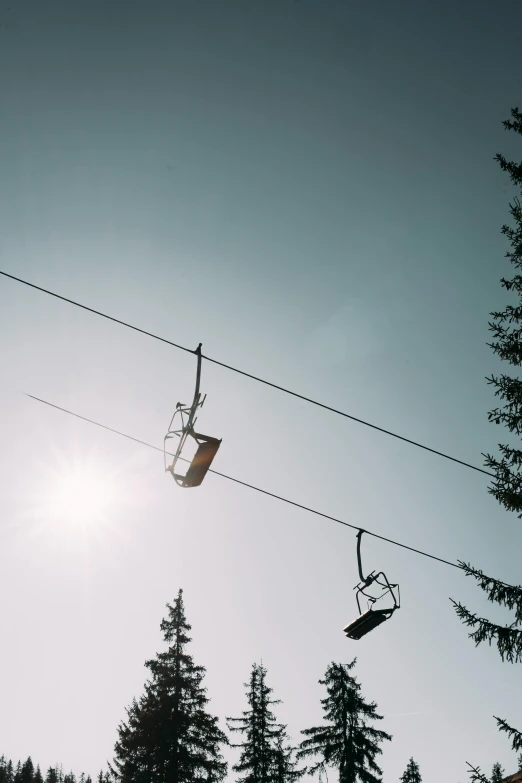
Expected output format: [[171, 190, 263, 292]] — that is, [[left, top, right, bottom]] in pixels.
[[343, 530, 400, 640], [164, 344, 222, 488]]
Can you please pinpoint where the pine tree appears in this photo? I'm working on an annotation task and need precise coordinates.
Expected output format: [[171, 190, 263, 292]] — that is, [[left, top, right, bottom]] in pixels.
[[227, 662, 285, 782], [451, 107, 522, 661], [451, 108, 522, 663], [297, 659, 391, 783], [518, 752, 522, 771], [450, 109, 522, 772], [45, 769, 60, 783], [491, 762, 504, 783], [20, 760, 35, 783], [400, 757, 421, 783], [34, 768, 43, 783], [484, 106, 522, 515], [0, 758, 13, 783], [111, 589, 228, 783]]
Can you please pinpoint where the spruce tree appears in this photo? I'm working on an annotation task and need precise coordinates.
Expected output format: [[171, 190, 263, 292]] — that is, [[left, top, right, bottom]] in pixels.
[[20, 760, 34, 783], [450, 109, 522, 773], [0, 758, 13, 783], [227, 662, 286, 782], [297, 659, 391, 783], [491, 762, 504, 783], [451, 108, 522, 663], [45, 769, 60, 783], [484, 106, 522, 515], [111, 589, 228, 783], [451, 107, 522, 660], [400, 758, 421, 783]]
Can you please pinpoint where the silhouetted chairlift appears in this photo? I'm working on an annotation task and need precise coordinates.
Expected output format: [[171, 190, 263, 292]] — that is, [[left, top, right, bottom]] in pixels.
[[343, 530, 400, 640], [164, 343, 222, 488]]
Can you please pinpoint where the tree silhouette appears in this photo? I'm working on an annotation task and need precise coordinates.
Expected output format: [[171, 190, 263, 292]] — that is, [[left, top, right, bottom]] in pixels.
[[227, 662, 290, 782], [491, 762, 504, 783], [451, 108, 522, 664], [297, 660, 391, 783], [400, 757, 421, 783], [0, 761, 97, 783], [111, 589, 228, 783], [451, 107, 522, 776]]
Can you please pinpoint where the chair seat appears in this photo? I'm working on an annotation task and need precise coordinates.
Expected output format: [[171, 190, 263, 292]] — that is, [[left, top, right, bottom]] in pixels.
[[343, 608, 393, 640], [175, 436, 221, 488]]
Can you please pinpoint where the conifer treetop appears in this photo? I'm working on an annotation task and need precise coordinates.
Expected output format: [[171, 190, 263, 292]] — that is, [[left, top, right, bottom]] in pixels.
[[112, 589, 228, 783], [400, 757, 422, 783], [227, 661, 288, 783], [298, 659, 391, 783], [491, 761, 505, 783]]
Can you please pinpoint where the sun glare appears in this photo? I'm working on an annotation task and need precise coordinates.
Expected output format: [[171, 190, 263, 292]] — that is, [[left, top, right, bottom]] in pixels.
[[15, 443, 144, 563], [30, 446, 124, 539], [44, 463, 116, 528]]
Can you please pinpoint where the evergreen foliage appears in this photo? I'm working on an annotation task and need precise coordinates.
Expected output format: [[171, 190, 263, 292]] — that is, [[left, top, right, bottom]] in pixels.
[[450, 561, 522, 663], [490, 762, 504, 783], [451, 109, 522, 663], [227, 662, 302, 783], [0, 759, 99, 783], [111, 589, 228, 783], [399, 757, 421, 783], [269, 733, 304, 783], [484, 107, 522, 514], [297, 659, 391, 783], [453, 107, 522, 780], [494, 716, 522, 753], [466, 763, 491, 783]]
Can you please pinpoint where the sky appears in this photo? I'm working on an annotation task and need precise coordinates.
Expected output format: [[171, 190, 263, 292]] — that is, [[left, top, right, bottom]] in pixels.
[[1, 0, 522, 780]]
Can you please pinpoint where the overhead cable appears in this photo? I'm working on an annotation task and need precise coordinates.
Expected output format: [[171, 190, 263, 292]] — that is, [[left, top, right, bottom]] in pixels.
[[1, 270, 493, 478], [25, 393, 461, 571]]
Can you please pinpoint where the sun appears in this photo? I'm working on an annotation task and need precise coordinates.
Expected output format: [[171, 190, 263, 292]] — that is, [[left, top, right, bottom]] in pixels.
[[44, 461, 117, 528], [13, 440, 145, 564], [30, 444, 123, 537]]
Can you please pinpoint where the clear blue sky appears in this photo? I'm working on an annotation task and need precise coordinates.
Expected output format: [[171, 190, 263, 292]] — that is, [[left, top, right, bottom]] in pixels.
[[1, 1, 521, 780]]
